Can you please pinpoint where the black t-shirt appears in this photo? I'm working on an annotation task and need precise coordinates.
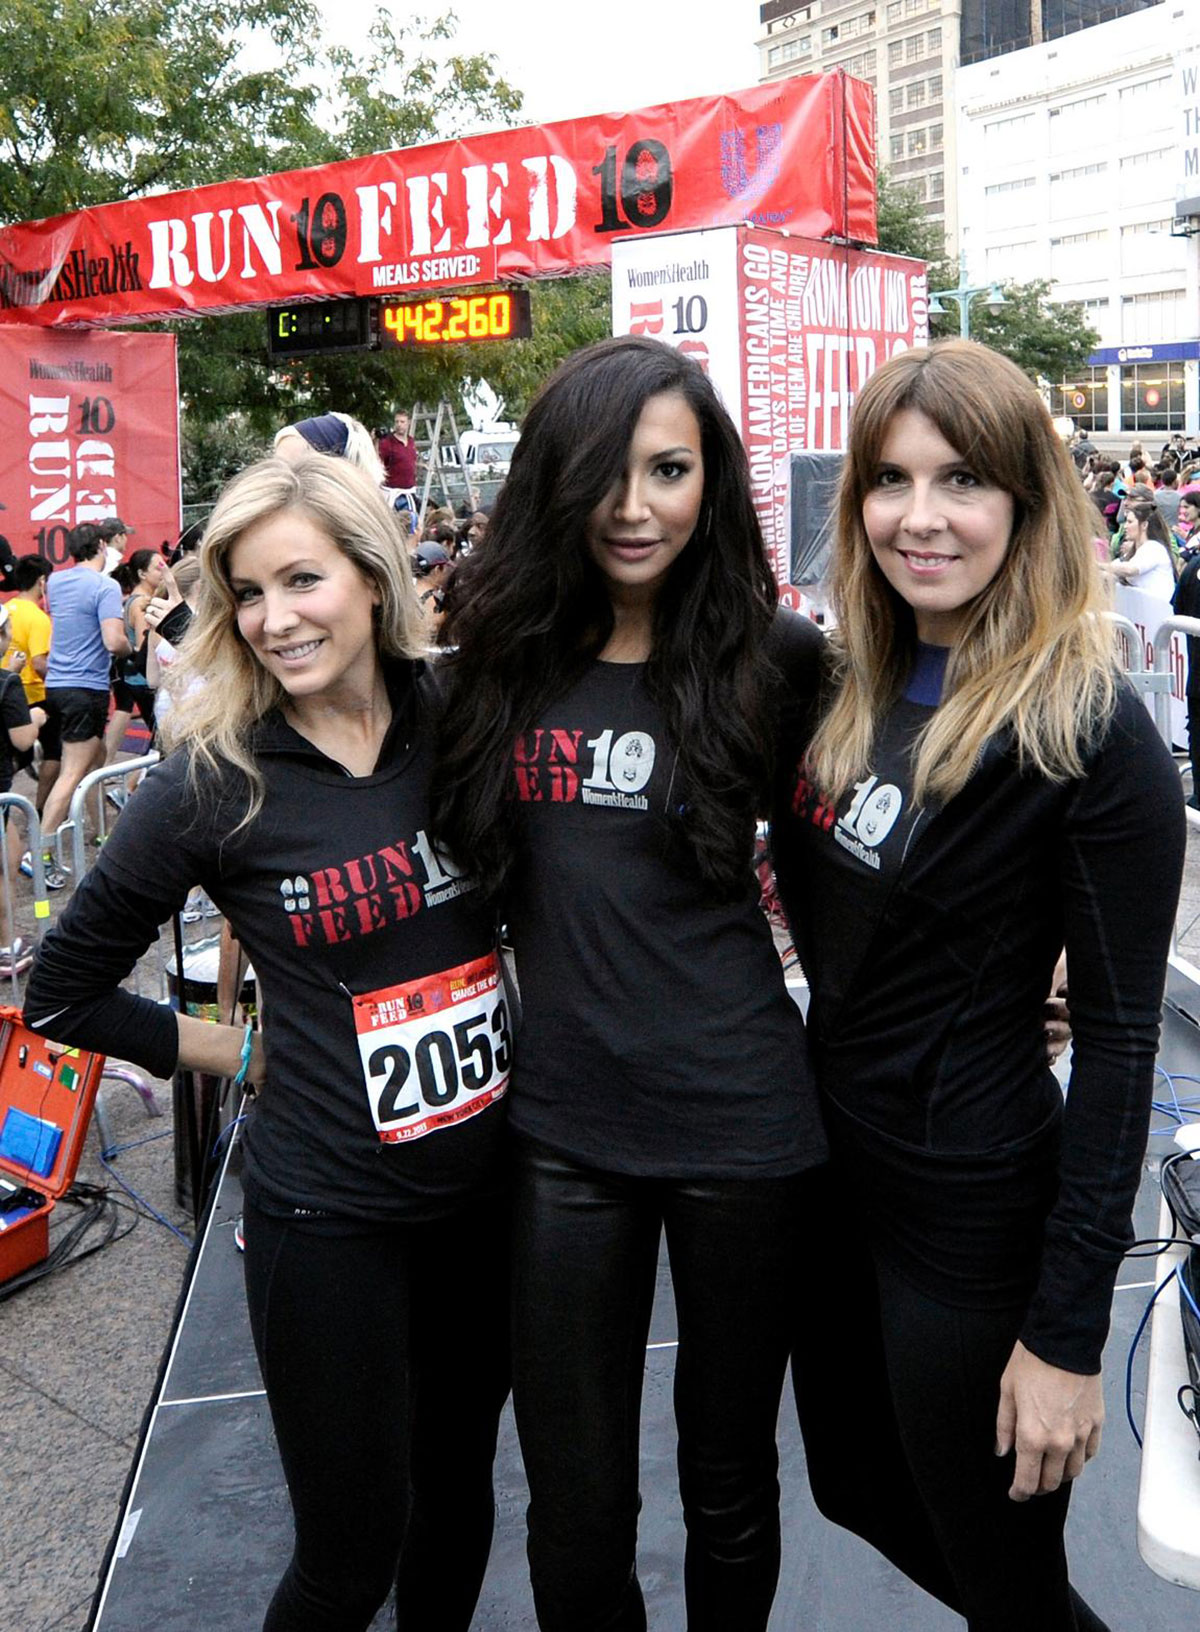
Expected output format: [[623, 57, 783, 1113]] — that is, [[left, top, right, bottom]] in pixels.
[[773, 668, 1185, 1372], [0, 670, 32, 789], [24, 663, 506, 1222], [504, 612, 827, 1179]]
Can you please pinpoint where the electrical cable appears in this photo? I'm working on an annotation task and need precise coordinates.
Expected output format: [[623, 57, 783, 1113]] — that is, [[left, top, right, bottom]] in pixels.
[[1124, 1235, 1185, 1258], [0, 1182, 137, 1301], [1125, 1268, 1178, 1448], [97, 1132, 193, 1247]]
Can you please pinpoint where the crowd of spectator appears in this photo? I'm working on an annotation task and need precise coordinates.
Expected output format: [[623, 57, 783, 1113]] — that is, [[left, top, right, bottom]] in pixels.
[[1072, 431, 1200, 554]]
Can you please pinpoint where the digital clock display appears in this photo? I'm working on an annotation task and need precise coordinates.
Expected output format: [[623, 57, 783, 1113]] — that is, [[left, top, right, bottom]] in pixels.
[[267, 299, 373, 357], [378, 289, 532, 348]]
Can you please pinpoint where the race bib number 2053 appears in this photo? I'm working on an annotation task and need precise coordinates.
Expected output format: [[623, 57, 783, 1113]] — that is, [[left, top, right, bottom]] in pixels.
[[352, 953, 510, 1143]]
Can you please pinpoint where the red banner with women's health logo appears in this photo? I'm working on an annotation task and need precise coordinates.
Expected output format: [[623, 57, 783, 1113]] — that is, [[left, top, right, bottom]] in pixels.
[[0, 328, 180, 565], [612, 225, 927, 590], [0, 74, 875, 328]]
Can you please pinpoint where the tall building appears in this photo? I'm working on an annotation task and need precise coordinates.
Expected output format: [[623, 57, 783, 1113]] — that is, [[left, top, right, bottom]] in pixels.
[[956, 4, 1200, 433], [756, 0, 962, 254], [961, 0, 1159, 64], [756, 0, 1160, 264]]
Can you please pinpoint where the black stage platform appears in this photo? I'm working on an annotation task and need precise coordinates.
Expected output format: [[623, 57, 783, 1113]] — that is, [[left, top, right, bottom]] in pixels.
[[89, 1004, 1200, 1631]]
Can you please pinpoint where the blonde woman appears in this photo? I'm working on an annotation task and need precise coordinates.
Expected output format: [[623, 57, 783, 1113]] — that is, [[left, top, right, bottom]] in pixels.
[[773, 342, 1183, 1630], [24, 456, 510, 1632]]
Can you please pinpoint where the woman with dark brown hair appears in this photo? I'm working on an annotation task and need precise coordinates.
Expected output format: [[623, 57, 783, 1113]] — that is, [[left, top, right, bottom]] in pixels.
[[433, 334, 824, 1632]]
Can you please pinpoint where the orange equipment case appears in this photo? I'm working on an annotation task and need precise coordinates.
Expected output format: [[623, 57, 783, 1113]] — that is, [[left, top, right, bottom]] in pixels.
[[0, 1005, 105, 1287]]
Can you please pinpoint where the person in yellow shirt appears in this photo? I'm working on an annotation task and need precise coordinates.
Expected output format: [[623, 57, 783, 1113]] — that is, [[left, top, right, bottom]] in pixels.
[[4, 556, 54, 809]]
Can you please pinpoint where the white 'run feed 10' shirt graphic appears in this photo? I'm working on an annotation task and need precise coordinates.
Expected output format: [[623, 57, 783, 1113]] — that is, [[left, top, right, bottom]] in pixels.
[[514, 726, 657, 811]]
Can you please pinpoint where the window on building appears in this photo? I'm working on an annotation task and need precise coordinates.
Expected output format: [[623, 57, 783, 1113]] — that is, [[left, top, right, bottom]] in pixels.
[[1119, 76, 1172, 103], [928, 171, 944, 200], [822, 25, 839, 44], [768, 33, 812, 67], [987, 240, 1037, 280], [888, 38, 904, 65], [984, 175, 1037, 229], [927, 25, 941, 49], [906, 32, 925, 61], [1120, 147, 1171, 171], [1050, 367, 1108, 433], [928, 73, 942, 100], [1051, 161, 1107, 184], [1120, 361, 1185, 432], [908, 128, 927, 157], [889, 87, 904, 114], [887, 0, 902, 22], [1048, 160, 1107, 219], [1122, 289, 1186, 345], [929, 123, 943, 150], [908, 82, 926, 109], [1049, 93, 1107, 153], [1121, 219, 1172, 237], [890, 134, 904, 161]]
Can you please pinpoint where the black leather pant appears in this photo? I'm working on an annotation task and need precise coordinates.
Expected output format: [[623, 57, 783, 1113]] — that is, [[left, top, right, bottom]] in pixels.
[[242, 1192, 510, 1632], [510, 1135, 810, 1632]]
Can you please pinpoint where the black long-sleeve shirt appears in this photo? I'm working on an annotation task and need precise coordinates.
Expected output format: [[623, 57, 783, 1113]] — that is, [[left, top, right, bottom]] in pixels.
[[773, 667, 1184, 1374], [24, 664, 507, 1221]]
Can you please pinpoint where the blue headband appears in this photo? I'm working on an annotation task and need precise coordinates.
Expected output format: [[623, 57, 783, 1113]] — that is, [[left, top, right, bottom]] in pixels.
[[294, 414, 349, 456]]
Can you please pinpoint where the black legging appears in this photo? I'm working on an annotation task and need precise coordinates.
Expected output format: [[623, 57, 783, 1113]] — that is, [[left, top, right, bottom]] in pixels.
[[510, 1135, 812, 1632], [791, 1168, 1110, 1632], [241, 1191, 510, 1632]]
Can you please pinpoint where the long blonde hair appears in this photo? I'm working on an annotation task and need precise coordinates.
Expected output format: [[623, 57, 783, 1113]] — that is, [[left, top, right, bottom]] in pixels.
[[808, 340, 1116, 806], [164, 456, 423, 823]]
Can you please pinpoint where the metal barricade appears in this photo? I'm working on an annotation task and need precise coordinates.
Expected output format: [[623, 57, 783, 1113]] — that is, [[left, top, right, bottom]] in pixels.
[[0, 789, 49, 998], [1109, 610, 1200, 999], [64, 752, 160, 885]]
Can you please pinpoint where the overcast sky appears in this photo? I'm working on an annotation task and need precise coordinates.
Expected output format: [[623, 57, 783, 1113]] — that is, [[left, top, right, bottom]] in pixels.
[[314, 0, 762, 130]]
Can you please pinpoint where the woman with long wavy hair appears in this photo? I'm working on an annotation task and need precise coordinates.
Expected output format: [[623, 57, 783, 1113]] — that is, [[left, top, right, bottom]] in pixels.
[[24, 455, 511, 1632], [1103, 497, 1179, 598], [433, 334, 825, 1632], [773, 340, 1184, 1630]]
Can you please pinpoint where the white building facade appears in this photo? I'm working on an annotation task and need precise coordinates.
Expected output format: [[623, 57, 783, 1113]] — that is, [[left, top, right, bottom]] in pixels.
[[956, 3, 1200, 435]]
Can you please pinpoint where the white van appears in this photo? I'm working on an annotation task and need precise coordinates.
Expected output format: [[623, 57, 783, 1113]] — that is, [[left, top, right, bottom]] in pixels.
[[454, 427, 520, 478]]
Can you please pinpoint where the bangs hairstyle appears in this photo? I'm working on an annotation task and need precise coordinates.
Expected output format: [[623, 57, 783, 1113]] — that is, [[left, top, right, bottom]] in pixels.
[[809, 339, 1116, 807], [433, 334, 779, 900], [164, 455, 423, 823]]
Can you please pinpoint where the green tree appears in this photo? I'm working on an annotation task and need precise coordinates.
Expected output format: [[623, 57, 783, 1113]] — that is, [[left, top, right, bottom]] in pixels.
[[873, 167, 952, 286], [0, 0, 327, 222], [954, 279, 1100, 382], [0, 0, 532, 485]]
